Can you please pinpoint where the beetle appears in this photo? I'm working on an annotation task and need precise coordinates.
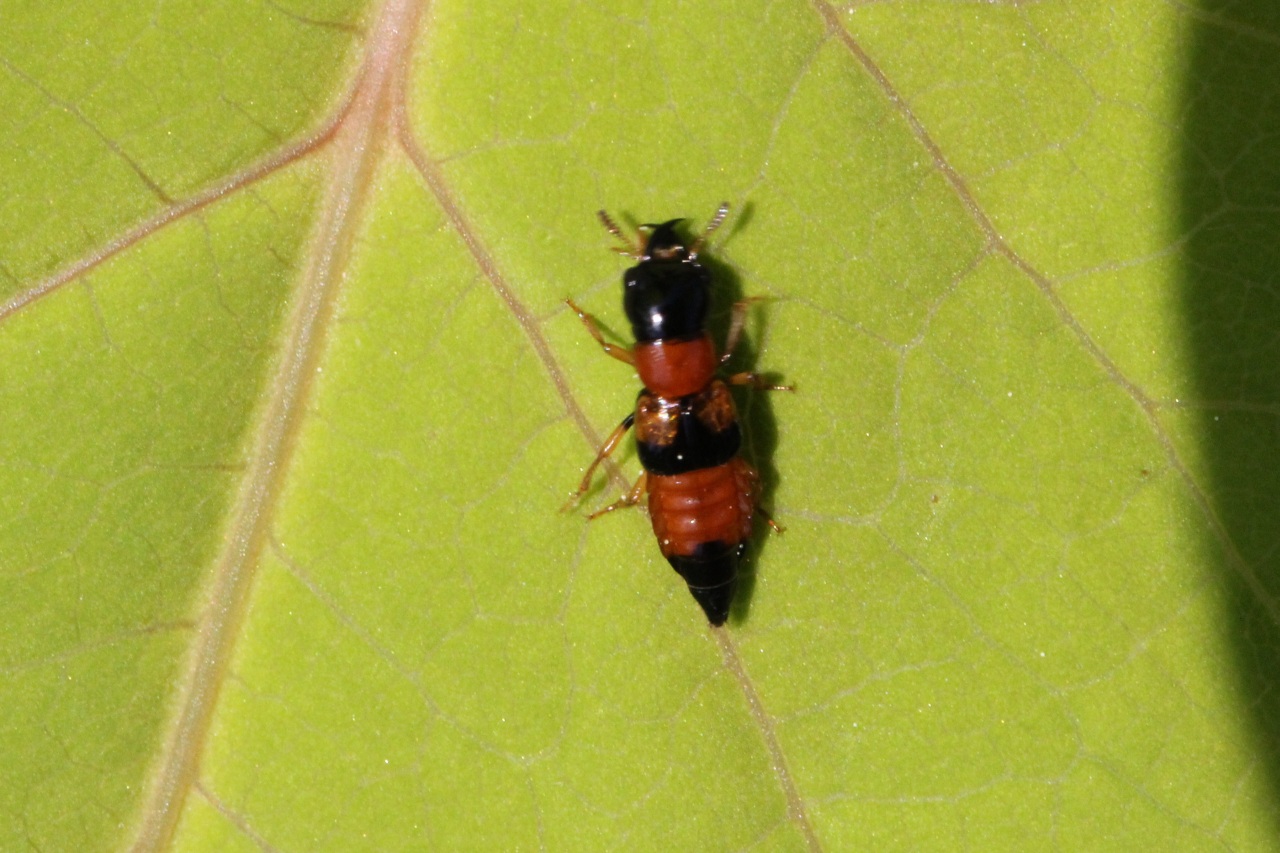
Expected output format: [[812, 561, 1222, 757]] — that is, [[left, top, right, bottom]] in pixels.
[[563, 202, 790, 625]]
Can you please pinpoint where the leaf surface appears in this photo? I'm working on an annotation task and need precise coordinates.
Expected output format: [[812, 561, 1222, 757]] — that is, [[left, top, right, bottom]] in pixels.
[[2, 0, 1279, 850]]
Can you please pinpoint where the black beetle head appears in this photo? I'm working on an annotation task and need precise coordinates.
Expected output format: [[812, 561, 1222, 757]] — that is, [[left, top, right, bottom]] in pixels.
[[623, 220, 710, 342], [642, 219, 689, 261]]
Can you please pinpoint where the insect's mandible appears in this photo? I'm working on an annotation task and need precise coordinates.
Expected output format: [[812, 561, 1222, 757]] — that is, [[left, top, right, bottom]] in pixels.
[[564, 202, 792, 625]]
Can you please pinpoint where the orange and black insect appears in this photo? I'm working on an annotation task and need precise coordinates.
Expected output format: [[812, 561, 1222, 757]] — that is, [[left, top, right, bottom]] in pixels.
[[564, 203, 790, 625]]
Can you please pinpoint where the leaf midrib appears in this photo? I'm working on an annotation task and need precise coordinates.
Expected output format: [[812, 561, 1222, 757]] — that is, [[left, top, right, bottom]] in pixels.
[[126, 0, 420, 847]]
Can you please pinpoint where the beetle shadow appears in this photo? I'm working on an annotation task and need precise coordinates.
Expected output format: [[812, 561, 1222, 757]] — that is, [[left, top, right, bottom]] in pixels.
[[697, 204, 790, 625]]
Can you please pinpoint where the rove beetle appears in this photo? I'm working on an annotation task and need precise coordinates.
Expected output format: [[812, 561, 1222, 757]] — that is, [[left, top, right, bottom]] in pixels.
[[564, 203, 791, 625]]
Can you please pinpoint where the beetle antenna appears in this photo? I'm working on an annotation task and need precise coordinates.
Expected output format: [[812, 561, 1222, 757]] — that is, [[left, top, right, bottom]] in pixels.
[[689, 202, 730, 259], [598, 209, 643, 258]]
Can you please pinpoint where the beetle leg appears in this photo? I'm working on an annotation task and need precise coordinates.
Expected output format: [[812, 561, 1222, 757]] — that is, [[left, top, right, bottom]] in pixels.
[[736, 457, 784, 536], [720, 296, 768, 363], [726, 371, 794, 392], [759, 506, 786, 535], [722, 299, 794, 388], [587, 471, 648, 521], [562, 413, 635, 512], [566, 299, 635, 366]]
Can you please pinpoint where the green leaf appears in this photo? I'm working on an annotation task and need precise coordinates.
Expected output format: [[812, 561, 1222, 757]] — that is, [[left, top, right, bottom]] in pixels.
[[3, 0, 1278, 850]]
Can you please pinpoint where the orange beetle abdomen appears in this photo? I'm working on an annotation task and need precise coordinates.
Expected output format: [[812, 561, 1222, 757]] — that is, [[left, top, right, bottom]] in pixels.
[[646, 458, 759, 624], [648, 458, 759, 558]]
